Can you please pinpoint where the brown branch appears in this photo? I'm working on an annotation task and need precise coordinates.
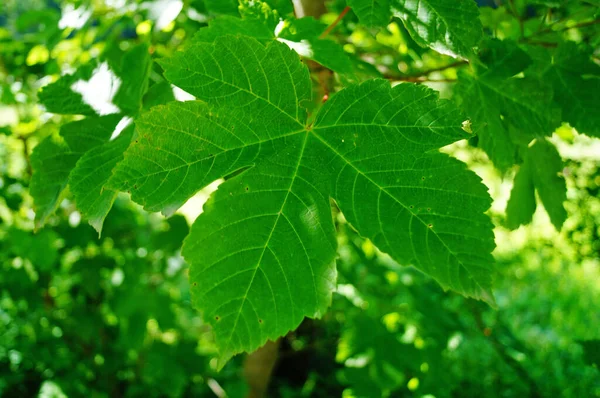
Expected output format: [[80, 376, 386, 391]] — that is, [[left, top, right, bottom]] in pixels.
[[319, 6, 351, 38], [244, 339, 281, 398]]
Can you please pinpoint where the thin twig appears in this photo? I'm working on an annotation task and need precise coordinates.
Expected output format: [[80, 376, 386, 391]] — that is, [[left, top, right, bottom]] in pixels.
[[19, 136, 32, 177], [319, 6, 351, 39], [529, 18, 600, 38], [388, 77, 458, 83], [412, 61, 467, 77], [520, 39, 558, 48], [385, 60, 467, 82]]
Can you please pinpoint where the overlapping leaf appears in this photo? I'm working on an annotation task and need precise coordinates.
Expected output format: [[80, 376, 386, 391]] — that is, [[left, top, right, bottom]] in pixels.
[[112, 43, 153, 115], [347, 0, 392, 27], [347, 0, 483, 59], [505, 159, 536, 229], [194, 1, 353, 74], [69, 124, 135, 233], [32, 44, 153, 231], [30, 115, 122, 228], [38, 63, 97, 115], [392, 0, 483, 59], [527, 42, 600, 138], [506, 139, 567, 230], [204, 0, 239, 15], [110, 34, 496, 362], [455, 40, 561, 171]]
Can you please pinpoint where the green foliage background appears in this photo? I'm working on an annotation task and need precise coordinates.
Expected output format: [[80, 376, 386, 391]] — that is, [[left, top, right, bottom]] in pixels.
[[1, 0, 599, 397]]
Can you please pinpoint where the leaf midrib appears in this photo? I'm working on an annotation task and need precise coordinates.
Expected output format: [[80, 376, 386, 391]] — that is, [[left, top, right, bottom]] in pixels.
[[222, 131, 311, 356]]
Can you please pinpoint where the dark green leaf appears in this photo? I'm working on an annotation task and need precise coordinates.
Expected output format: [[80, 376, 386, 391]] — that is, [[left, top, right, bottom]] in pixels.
[[539, 43, 600, 138], [69, 124, 134, 234], [506, 158, 536, 229], [205, 0, 239, 15], [38, 64, 98, 116], [527, 139, 567, 230], [261, 0, 294, 15], [455, 58, 560, 171], [278, 17, 354, 74], [113, 43, 152, 115], [30, 115, 122, 228], [194, 15, 274, 43], [505, 139, 567, 230], [579, 340, 600, 367], [143, 80, 176, 110], [477, 39, 532, 79], [347, 0, 392, 27], [194, 11, 353, 74]]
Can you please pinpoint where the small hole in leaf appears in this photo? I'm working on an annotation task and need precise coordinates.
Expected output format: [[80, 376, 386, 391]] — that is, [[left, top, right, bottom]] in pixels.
[[428, 224, 433, 228], [258, 319, 263, 324], [427, 208, 431, 212], [421, 176, 426, 181], [215, 316, 220, 321], [245, 187, 249, 191], [192, 282, 197, 287], [409, 205, 414, 209]]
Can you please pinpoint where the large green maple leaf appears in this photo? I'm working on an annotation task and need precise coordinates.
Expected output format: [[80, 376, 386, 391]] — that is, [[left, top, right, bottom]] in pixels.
[[108, 35, 495, 362]]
